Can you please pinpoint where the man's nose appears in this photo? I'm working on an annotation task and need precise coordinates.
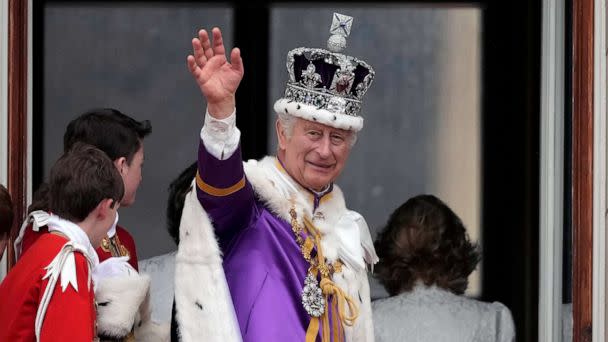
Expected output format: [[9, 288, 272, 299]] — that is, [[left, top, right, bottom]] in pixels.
[[316, 135, 332, 158]]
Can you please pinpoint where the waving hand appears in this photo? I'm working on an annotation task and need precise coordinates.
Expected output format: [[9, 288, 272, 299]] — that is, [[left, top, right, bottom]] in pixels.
[[187, 28, 244, 119]]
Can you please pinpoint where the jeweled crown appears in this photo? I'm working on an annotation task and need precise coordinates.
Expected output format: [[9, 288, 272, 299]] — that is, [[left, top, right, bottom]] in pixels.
[[281, 13, 375, 118]]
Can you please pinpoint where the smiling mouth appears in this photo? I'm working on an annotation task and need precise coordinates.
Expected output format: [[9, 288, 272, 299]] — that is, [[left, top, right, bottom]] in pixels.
[[308, 161, 334, 170]]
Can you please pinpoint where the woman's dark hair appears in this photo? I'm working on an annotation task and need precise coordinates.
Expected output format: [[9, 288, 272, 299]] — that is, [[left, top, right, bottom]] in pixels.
[[48, 143, 124, 222], [64, 108, 151, 164], [374, 194, 480, 296], [166, 162, 198, 245], [0, 185, 14, 237]]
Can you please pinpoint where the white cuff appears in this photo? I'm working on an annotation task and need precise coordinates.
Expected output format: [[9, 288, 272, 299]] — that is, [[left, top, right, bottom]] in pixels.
[[200, 108, 240, 160]]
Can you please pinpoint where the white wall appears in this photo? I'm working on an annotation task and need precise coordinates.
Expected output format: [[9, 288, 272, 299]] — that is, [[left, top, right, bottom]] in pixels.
[[434, 9, 481, 296], [539, 0, 565, 340]]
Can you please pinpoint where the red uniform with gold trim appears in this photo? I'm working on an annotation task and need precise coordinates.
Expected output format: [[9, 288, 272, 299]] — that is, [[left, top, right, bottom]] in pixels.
[[21, 223, 139, 271], [95, 226, 139, 271], [0, 234, 96, 341]]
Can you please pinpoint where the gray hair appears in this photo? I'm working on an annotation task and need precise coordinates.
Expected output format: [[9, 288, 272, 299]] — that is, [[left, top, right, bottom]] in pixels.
[[275, 112, 358, 147], [276, 111, 297, 138]]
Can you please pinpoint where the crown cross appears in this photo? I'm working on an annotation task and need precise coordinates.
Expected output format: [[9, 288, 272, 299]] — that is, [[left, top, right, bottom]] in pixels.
[[330, 13, 353, 38]]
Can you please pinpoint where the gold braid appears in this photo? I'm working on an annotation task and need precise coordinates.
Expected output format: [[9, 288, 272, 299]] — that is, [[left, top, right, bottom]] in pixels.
[[289, 207, 358, 342]]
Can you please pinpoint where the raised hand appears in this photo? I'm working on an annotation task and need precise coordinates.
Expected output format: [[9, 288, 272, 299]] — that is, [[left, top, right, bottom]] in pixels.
[[187, 28, 244, 119]]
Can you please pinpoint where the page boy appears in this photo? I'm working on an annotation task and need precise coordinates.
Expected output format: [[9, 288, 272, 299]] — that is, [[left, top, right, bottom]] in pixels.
[[0, 143, 123, 341]]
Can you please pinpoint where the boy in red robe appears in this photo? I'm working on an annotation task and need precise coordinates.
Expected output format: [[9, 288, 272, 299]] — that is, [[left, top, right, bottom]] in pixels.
[[12, 109, 158, 340], [0, 143, 124, 341]]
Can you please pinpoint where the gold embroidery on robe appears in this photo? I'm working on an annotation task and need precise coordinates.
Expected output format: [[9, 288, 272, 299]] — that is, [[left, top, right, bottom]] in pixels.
[[100, 234, 130, 258]]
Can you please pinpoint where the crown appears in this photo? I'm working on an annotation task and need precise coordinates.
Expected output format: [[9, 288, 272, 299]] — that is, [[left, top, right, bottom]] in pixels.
[[273, 13, 375, 132]]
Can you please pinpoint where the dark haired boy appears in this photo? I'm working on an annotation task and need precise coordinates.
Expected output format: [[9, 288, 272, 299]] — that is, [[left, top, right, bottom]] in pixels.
[[12, 108, 159, 340], [16, 108, 151, 270], [0, 144, 123, 341]]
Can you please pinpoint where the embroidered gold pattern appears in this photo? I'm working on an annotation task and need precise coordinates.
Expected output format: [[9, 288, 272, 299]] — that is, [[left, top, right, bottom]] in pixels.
[[100, 235, 130, 258], [289, 206, 359, 342], [290, 208, 342, 277]]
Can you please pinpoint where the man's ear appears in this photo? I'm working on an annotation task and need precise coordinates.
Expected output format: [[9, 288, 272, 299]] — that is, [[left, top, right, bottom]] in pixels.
[[276, 119, 287, 150], [113, 157, 127, 175]]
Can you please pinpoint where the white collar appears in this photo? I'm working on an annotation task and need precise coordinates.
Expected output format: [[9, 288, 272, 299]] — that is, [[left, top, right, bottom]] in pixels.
[[272, 158, 332, 203], [14, 211, 119, 260], [46, 214, 100, 267], [245, 157, 378, 271], [106, 212, 119, 238], [268, 159, 301, 199]]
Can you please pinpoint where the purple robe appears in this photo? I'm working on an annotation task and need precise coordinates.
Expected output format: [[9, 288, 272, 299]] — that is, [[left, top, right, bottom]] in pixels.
[[196, 141, 332, 341]]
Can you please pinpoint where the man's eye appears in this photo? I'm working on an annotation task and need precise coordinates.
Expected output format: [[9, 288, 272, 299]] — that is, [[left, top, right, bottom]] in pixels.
[[331, 135, 345, 144]]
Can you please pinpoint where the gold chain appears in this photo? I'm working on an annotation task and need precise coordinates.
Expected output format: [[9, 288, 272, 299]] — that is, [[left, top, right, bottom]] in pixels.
[[289, 207, 342, 277]]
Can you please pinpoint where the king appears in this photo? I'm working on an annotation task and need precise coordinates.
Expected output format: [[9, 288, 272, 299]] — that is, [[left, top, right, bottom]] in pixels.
[[172, 13, 378, 342]]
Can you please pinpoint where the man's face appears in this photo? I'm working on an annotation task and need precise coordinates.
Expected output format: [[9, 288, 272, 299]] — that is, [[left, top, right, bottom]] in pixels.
[[118, 143, 144, 207], [277, 118, 353, 191]]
